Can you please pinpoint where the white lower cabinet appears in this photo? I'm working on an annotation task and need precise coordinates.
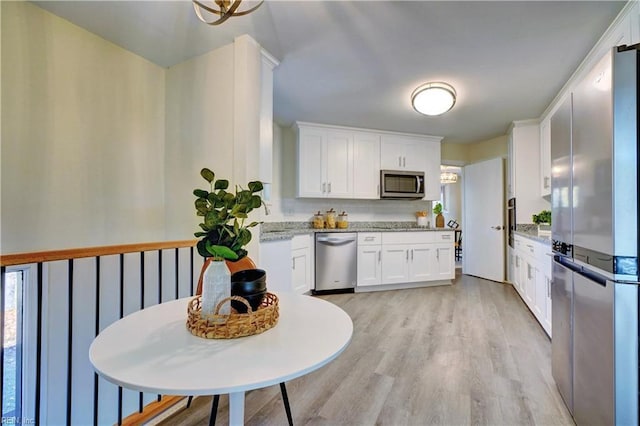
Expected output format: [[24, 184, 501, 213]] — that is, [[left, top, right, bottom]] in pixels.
[[433, 244, 454, 279], [381, 245, 410, 283], [357, 231, 454, 289], [513, 235, 552, 337], [357, 233, 382, 286], [409, 245, 433, 281], [291, 235, 312, 294], [291, 247, 310, 294], [524, 260, 536, 306], [535, 263, 552, 334], [259, 239, 293, 293]]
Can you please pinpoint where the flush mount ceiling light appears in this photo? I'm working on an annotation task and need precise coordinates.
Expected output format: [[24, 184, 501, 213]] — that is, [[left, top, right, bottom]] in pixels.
[[411, 82, 457, 116], [193, 0, 263, 26], [440, 172, 458, 184]]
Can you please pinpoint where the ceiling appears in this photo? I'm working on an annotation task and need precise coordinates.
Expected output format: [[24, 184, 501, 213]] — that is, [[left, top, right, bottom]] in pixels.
[[33, 1, 627, 143]]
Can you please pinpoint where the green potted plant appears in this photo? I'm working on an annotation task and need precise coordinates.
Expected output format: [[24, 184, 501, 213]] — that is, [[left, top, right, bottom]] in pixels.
[[433, 202, 445, 228], [532, 210, 551, 225], [193, 168, 264, 261], [193, 168, 265, 297], [532, 209, 552, 235]]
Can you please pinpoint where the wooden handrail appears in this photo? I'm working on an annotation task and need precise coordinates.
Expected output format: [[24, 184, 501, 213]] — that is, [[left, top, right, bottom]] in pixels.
[[0, 240, 198, 267], [121, 395, 186, 426]]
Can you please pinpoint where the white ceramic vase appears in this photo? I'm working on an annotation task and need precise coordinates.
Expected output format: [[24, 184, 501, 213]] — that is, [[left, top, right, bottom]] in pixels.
[[201, 259, 231, 317]]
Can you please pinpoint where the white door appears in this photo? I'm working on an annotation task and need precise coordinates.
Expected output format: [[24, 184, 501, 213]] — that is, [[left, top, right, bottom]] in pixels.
[[463, 157, 505, 282]]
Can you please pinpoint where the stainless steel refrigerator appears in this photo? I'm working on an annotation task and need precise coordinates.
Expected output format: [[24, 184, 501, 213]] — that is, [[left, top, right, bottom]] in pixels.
[[551, 44, 639, 425]]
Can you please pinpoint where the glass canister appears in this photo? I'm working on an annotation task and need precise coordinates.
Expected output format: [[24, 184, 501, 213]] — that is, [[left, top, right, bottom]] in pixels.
[[313, 211, 325, 229], [337, 211, 349, 229], [325, 209, 336, 229]]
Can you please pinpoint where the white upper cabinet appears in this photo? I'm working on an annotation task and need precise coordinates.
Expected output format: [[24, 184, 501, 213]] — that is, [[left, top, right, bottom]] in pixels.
[[296, 122, 442, 200], [423, 141, 441, 201], [325, 130, 353, 198], [380, 134, 426, 171], [539, 117, 551, 197], [297, 125, 326, 197], [296, 124, 353, 198], [380, 134, 442, 201], [508, 120, 549, 223], [352, 131, 381, 199]]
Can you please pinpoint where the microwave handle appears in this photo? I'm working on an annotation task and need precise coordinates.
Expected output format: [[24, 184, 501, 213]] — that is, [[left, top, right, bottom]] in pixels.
[[416, 176, 422, 194]]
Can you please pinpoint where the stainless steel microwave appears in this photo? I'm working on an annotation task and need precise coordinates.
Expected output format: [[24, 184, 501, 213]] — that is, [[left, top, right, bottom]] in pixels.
[[380, 170, 425, 199]]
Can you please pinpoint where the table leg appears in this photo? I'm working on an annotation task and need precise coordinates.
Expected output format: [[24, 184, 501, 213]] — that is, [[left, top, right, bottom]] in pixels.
[[228, 391, 245, 426]]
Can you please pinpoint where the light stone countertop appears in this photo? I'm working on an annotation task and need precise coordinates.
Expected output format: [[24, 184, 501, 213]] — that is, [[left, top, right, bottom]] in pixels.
[[515, 224, 551, 245], [260, 221, 455, 242]]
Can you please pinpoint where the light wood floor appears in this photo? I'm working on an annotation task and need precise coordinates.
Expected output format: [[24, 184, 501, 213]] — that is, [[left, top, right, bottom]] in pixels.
[[155, 273, 574, 426]]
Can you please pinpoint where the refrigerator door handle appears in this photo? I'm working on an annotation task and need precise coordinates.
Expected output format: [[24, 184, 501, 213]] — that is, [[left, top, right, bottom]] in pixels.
[[577, 267, 608, 287], [555, 256, 607, 287], [554, 255, 582, 273]]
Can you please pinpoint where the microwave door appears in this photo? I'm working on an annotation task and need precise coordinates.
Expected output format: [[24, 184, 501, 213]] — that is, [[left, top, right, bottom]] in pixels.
[[380, 170, 425, 199]]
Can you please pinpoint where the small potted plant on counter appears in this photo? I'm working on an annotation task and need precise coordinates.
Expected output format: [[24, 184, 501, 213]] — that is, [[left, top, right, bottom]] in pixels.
[[532, 209, 552, 236], [433, 202, 445, 228]]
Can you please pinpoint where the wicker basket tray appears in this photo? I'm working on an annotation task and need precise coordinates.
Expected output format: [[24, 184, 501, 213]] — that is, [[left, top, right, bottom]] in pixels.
[[186, 292, 279, 339]]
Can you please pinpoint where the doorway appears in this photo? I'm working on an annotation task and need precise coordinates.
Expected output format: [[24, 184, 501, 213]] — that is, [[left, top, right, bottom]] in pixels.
[[438, 165, 463, 269]]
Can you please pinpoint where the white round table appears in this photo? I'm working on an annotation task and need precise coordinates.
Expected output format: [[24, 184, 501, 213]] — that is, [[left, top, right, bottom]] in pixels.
[[89, 293, 353, 425]]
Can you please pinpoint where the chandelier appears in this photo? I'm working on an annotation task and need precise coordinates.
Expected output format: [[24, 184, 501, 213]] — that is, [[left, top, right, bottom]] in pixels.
[[440, 172, 458, 184], [193, 0, 263, 26]]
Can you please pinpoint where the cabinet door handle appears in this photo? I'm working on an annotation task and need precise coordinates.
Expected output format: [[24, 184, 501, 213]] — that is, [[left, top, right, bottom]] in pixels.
[[406, 250, 409, 261], [547, 278, 551, 297], [378, 250, 381, 263], [328, 182, 331, 193], [403, 157, 406, 167], [441, 234, 451, 240], [365, 236, 374, 241], [544, 176, 550, 189], [437, 248, 440, 260], [292, 258, 295, 270], [398, 156, 402, 167], [411, 249, 414, 261], [322, 182, 326, 193]]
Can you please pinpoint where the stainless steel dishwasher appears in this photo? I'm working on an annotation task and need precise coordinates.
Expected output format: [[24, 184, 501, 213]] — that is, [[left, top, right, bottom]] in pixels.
[[314, 232, 357, 293]]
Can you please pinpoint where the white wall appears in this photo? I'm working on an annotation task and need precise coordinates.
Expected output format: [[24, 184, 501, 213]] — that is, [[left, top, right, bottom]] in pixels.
[[164, 36, 272, 265], [164, 43, 236, 241], [1, 2, 166, 253], [1, 3, 272, 255]]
